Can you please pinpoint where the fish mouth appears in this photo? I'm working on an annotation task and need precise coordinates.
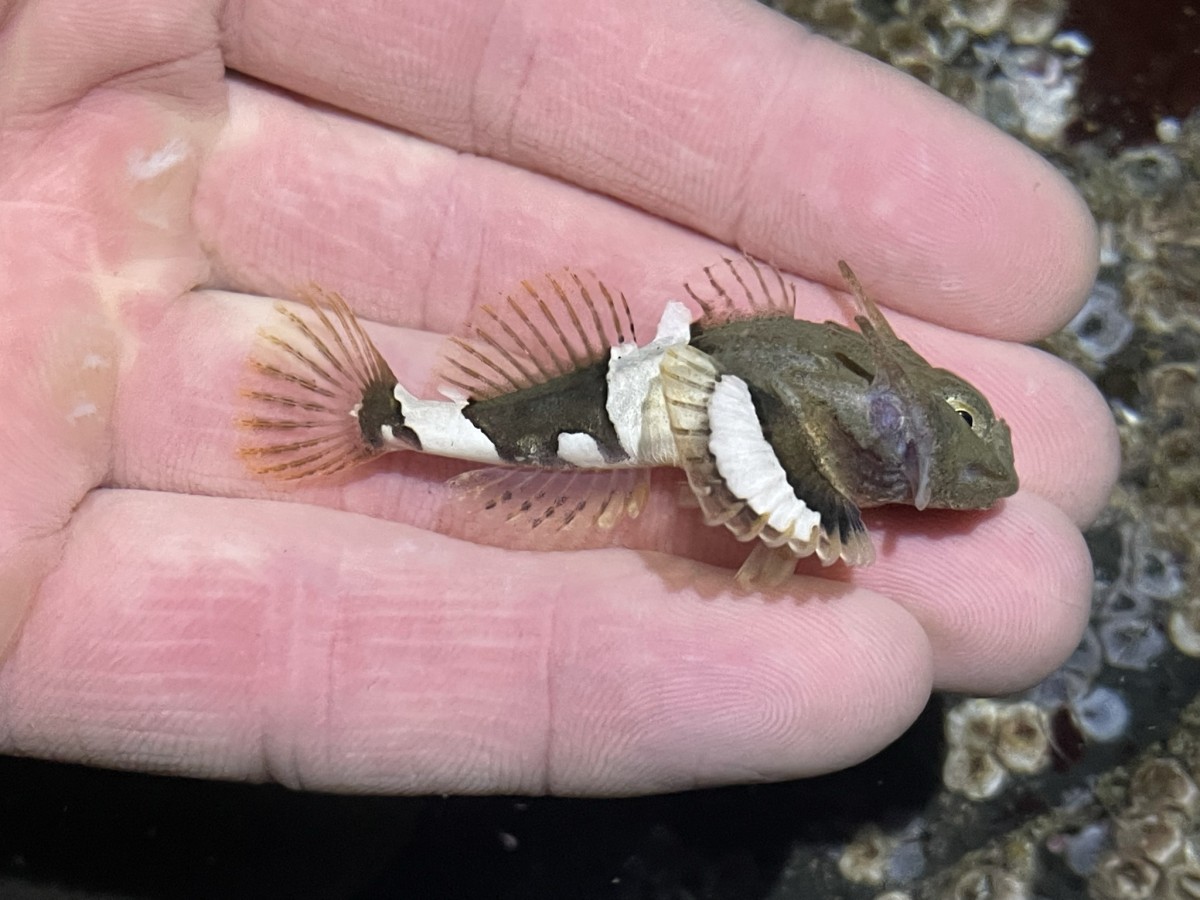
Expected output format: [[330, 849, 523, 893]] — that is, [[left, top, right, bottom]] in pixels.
[[952, 459, 1020, 506]]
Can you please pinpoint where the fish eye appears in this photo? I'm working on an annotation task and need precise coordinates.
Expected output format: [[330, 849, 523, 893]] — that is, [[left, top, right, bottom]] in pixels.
[[947, 398, 980, 431]]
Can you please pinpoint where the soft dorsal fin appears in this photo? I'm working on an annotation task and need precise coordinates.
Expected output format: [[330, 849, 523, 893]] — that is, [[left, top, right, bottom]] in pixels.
[[437, 269, 638, 401], [684, 256, 796, 328]]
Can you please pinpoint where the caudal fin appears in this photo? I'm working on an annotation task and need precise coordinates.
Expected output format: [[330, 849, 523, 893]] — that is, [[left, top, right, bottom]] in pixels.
[[236, 286, 399, 481]]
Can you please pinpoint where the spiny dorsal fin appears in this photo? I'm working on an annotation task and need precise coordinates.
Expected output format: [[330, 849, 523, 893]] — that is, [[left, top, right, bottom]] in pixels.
[[437, 269, 637, 401], [237, 285, 398, 480], [838, 260, 935, 509], [446, 466, 650, 541], [684, 256, 796, 328], [837, 260, 899, 341]]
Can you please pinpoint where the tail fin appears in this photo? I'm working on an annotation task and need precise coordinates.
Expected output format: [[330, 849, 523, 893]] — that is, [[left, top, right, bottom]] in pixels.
[[236, 286, 401, 481]]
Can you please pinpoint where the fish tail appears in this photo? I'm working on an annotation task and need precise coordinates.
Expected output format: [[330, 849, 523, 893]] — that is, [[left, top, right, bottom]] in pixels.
[[236, 286, 414, 481]]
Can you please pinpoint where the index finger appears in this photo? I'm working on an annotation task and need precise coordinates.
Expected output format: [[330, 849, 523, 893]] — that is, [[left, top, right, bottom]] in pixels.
[[220, 0, 1097, 339]]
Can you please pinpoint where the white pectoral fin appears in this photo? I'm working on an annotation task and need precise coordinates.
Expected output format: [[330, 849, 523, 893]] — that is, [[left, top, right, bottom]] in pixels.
[[659, 345, 875, 588]]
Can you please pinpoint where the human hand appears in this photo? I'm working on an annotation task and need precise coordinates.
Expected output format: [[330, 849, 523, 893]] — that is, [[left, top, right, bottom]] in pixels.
[[0, 0, 1115, 794]]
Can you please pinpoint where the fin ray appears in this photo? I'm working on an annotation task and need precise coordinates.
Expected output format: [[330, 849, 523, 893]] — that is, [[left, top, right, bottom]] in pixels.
[[448, 465, 650, 539], [237, 286, 399, 481], [659, 344, 874, 587], [437, 269, 638, 401], [685, 256, 796, 328]]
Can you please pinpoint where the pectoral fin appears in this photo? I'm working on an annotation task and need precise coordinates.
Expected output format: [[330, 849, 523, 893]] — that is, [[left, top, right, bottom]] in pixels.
[[659, 345, 874, 588]]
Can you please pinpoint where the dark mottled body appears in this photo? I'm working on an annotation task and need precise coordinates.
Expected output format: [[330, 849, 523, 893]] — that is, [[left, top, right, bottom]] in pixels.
[[692, 315, 1017, 513], [238, 258, 1018, 587], [462, 362, 627, 467]]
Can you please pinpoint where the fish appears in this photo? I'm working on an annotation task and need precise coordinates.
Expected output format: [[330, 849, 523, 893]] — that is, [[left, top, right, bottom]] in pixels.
[[236, 258, 1018, 588]]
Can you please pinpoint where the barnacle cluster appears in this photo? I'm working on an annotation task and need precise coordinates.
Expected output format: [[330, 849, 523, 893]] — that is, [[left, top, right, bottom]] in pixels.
[[773, 0, 1083, 145], [943, 700, 1051, 800], [1089, 757, 1200, 899]]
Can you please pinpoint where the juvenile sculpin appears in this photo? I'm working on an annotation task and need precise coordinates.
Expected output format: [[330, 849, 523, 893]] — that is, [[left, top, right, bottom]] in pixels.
[[238, 258, 1017, 587]]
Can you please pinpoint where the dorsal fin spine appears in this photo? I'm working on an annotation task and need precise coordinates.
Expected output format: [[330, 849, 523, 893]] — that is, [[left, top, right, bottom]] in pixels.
[[446, 338, 517, 395], [600, 281, 636, 345], [686, 255, 796, 325], [438, 269, 637, 401], [509, 291, 568, 380], [570, 272, 606, 355], [724, 258, 760, 312], [526, 282, 580, 373], [550, 274, 596, 363], [463, 327, 529, 392], [684, 282, 716, 318], [479, 305, 540, 385], [837, 260, 897, 339]]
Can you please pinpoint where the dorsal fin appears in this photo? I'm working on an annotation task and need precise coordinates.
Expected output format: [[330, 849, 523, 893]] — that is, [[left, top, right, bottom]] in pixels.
[[838, 260, 935, 510], [837, 260, 899, 341], [684, 256, 796, 327], [437, 269, 638, 401]]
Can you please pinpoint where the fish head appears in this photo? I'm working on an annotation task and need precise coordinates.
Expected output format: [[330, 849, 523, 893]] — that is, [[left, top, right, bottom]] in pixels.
[[899, 365, 1018, 510], [805, 342, 1019, 512]]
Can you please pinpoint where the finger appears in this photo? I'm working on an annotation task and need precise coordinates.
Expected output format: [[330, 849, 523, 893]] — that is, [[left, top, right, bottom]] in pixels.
[[846, 493, 1093, 693], [0, 489, 933, 795], [0, 0, 219, 116], [218, 0, 1097, 338]]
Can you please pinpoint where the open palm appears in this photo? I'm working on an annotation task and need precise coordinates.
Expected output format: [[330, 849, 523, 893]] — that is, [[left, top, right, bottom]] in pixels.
[[0, 0, 1116, 794]]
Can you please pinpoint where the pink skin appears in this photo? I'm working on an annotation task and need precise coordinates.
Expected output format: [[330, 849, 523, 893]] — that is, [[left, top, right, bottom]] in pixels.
[[0, 0, 1115, 795]]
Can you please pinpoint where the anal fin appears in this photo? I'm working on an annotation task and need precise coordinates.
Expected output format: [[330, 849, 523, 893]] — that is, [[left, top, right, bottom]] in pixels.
[[447, 466, 651, 544]]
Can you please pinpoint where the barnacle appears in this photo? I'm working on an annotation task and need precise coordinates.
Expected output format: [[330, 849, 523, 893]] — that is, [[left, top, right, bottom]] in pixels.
[[941, 0, 1011, 36], [1062, 822, 1113, 877], [1168, 598, 1200, 657], [1006, 0, 1066, 45], [1113, 812, 1187, 867], [1164, 850, 1200, 899], [1129, 759, 1200, 819], [988, 46, 1078, 144], [1070, 686, 1131, 743], [1097, 615, 1168, 672], [837, 823, 894, 885], [947, 698, 1002, 751], [949, 864, 1031, 900], [1091, 853, 1161, 900], [1064, 282, 1134, 365], [993, 702, 1051, 774], [944, 744, 1009, 800]]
